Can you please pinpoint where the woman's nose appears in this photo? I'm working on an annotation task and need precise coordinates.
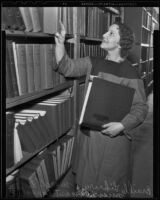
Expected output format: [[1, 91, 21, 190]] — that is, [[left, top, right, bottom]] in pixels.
[[103, 32, 108, 38]]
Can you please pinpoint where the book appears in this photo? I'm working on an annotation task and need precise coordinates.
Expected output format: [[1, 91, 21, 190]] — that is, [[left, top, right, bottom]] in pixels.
[[47, 142, 61, 180], [26, 159, 47, 197], [14, 123, 23, 164], [68, 136, 75, 167], [38, 149, 56, 187], [28, 7, 41, 32], [19, 7, 33, 32], [12, 42, 28, 95], [28, 102, 58, 141], [7, 41, 19, 97], [33, 44, 41, 91], [40, 44, 54, 89], [6, 170, 20, 198], [17, 110, 50, 145], [6, 112, 15, 168], [6, 44, 14, 98], [15, 119, 36, 153], [25, 44, 35, 93], [79, 77, 135, 131], [19, 166, 42, 197], [43, 7, 59, 33]]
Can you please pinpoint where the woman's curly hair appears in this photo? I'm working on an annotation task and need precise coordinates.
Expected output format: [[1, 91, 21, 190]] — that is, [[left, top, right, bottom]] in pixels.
[[113, 21, 135, 58]]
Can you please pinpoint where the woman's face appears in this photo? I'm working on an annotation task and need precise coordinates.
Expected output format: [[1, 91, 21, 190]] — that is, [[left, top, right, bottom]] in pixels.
[[100, 24, 121, 51]]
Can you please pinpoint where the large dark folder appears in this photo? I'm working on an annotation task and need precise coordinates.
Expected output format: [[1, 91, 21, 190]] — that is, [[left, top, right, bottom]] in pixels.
[[79, 77, 135, 131]]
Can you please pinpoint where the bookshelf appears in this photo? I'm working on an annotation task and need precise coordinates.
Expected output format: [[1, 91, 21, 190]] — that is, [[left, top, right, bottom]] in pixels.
[[3, 6, 78, 198], [124, 7, 159, 96]]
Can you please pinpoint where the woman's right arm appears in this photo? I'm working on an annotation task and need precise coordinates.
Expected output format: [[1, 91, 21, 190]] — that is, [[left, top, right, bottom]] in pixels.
[[54, 22, 92, 77]]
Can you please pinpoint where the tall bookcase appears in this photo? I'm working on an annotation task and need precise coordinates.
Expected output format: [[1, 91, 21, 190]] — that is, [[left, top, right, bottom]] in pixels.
[[124, 7, 159, 96]]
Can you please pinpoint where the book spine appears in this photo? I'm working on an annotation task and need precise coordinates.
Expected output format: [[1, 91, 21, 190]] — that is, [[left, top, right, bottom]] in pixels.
[[15, 44, 28, 95], [25, 44, 35, 93], [33, 44, 41, 91], [29, 7, 41, 32], [19, 7, 33, 32], [6, 44, 14, 98], [6, 113, 15, 168]]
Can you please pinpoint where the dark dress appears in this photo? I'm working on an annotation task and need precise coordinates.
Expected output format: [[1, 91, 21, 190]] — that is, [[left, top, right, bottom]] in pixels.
[[55, 54, 148, 197]]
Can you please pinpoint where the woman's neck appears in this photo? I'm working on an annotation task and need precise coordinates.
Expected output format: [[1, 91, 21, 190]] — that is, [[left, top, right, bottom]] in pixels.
[[105, 51, 124, 63]]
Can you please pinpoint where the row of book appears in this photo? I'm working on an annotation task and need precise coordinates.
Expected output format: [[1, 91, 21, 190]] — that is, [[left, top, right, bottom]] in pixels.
[[6, 41, 74, 98], [80, 43, 106, 58], [2, 7, 118, 37], [86, 7, 117, 38], [6, 135, 74, 198], [2, 7, 75, 34], [6, 95, 74, 168]]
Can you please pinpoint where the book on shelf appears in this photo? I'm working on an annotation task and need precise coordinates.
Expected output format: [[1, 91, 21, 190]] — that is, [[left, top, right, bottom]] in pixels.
[[25, 158, 47, 197], [12, 42, 28, 95], [6, 170, 20, 198], [19, 166, 42, 198], [43, 7, 60, 34], [17, 110, 50, 145], [25, 44, 35, 93], [13, 123, 23, 164], [38, 150, 54, 190], [15, 118, 37, 152], [6, 41, 19, 97], [28, 7, 41, 32], [19, 7, 33, 32], [28, 102, 59, 141], [40, 44, 54, 89], [6, 44, 14, 98], [79, 77, 135, 131], [6, 112, 15, 168], [47, 142, 61, 181]]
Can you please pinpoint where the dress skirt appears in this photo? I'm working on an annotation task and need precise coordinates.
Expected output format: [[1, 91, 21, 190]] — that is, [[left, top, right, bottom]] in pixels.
[[72, 128, 132, 197]]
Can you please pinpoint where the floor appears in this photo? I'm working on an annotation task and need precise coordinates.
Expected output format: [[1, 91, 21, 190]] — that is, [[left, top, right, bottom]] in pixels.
[[49, 92, 153, 198]]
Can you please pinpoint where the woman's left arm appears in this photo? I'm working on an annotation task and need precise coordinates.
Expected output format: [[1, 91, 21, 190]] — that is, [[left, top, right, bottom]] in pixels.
[[101, 76, 148, 140]]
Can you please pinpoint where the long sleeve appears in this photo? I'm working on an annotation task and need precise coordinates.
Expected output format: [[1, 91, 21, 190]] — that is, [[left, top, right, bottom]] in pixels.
[[121, 78, 148, 140], [54, 51, 92, 77]]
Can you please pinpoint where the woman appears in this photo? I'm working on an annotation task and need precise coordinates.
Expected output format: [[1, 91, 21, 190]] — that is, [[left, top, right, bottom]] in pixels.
[[54, 21, 148, 197]]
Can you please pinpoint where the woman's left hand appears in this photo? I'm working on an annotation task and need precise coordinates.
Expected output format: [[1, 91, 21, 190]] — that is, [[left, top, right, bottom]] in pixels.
[[101, 122, 125, 137]]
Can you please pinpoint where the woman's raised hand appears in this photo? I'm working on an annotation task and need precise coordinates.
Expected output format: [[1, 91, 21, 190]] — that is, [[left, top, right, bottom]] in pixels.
[[55, 21, 66, 45]]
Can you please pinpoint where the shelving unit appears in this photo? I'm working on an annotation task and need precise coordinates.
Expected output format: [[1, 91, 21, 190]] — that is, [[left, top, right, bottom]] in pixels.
[[124, 7, 159, 96], [4, 16, 77, 197]]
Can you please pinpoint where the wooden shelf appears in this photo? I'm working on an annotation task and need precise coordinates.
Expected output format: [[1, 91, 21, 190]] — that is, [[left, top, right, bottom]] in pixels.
[[5, 30, 74, 42], [80, 35, 102, 42], [6, 81, 73, 109], [6, 128, 74, 176]]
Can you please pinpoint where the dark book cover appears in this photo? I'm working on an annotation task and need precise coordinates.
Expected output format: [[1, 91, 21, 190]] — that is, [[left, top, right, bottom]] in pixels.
[[28, 103, 58, 141], [16, 121, 36, 153], [6, 112, 15, 168], [38, 149, 56, 187], [7, 41, 19, 97], [79, 77, 135, 131], [6, 44, 14, 98], [19, 166, 42, 197]]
